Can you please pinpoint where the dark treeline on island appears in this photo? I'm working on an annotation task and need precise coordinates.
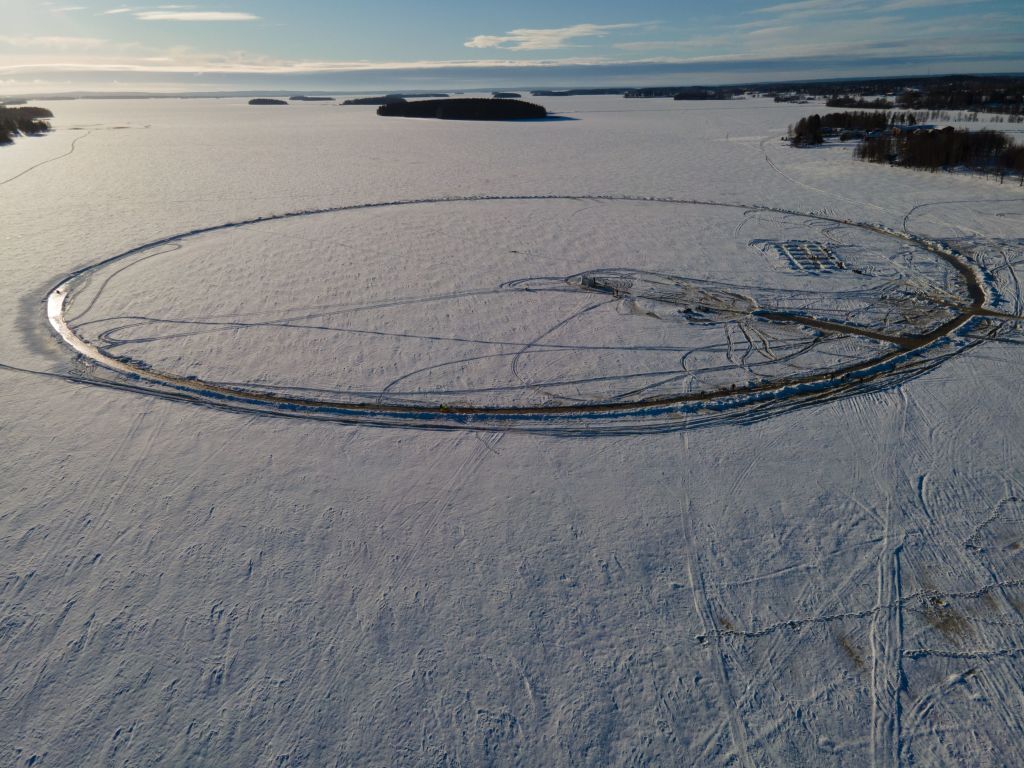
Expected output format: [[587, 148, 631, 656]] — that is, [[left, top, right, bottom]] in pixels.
[[492, 92, 522, 99], [0, 105, 53, 146], [826, 96, 894, 109], [377, 98, 547, 121], [789, 111, 922, 145], [673, 87, 735, 101], [857, 128, 1024, 181], [788, 110, 1024, 182], [289, 95, 334, 101], [249, 98, 288, 106], [343, 95, 405, 106], [341, 95, 418, 105]]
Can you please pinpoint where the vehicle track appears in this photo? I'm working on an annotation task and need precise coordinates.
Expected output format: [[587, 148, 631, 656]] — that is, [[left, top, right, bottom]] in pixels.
[[0, 130, 92, 188], [45, 195, 1014, 433]]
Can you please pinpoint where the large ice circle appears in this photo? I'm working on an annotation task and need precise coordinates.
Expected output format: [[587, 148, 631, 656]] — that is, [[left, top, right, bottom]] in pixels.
[[50, 196, 986, 431]]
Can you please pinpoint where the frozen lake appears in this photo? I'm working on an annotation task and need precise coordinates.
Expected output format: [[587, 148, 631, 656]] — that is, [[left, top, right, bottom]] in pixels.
[[2, 95, 1024, 766]]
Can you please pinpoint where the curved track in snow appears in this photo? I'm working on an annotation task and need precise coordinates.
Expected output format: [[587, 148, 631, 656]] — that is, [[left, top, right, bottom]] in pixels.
[[45, 195, 1012, 433]]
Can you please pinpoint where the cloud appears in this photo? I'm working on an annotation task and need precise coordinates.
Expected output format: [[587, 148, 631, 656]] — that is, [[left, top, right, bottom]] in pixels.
[[3, 34, 1020, 77], [465, 23, 649, 51], [0, 35, 108, 49], [3, 6, 1021, 89], [102, 7, 135, 13], [747, 26, 795, 37], [750, 0, 989, 22], [53, 5, 88, 11], [754, 0, 861, 15], [877, 0, 989, 9], [134, 11, 259, 21]]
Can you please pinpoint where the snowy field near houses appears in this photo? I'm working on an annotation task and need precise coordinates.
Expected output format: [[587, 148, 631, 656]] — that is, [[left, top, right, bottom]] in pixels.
[[2, 95, 1024, 766]]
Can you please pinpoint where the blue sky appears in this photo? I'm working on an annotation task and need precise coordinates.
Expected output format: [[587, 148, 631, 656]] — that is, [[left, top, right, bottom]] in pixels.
[[2, 0, 1022, 92]]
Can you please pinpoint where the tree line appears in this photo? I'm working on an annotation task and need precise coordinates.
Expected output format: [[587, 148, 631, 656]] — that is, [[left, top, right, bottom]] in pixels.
[[825, 97, 893, 109], [788, 111, 1024, 181], [788, 111, 920, 146], [377, 98, 547, 121], [856, 127, 1024, 181], [896, 85, 1023, 115]]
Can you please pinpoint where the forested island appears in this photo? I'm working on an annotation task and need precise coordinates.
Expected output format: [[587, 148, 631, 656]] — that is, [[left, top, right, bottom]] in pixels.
[[788, 111, 1024, 182], [289, 95, 333, 101], [858, 127, 1024, 181], [0, 105, 53, 146], [342, 95, 406, 106], [492, 92, 522, 99], [674, 88, 733, 101], [377, 98, 547, 121], [789, 111, 919, 145], [826, 96, 894, 109], [249, 98, 288, 106]]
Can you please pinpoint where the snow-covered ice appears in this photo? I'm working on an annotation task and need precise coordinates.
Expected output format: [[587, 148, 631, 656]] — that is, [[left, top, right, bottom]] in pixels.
[[2, 96, 1023, 765]]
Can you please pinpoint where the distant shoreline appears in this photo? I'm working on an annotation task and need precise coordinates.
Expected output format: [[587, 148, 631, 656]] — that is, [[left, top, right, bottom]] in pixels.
[[3, 73, 1021, 103]]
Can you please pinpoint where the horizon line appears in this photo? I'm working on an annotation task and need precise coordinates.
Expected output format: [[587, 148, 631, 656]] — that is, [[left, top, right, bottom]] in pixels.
[[3, 70, 1023, 100]]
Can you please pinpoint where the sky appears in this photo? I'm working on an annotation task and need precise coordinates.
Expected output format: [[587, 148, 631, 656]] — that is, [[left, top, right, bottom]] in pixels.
[[1, 0, 1022, 93]]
